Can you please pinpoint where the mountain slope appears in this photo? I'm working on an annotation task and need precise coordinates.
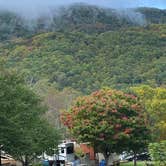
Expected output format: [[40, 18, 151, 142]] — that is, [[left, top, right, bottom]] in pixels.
[[0, 4, 166, 41], [1, 24, 166, 93]]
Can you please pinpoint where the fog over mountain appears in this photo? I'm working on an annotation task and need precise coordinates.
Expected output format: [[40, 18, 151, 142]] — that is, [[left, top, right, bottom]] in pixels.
[[0, 0, 165, 41], [0, 0, 165, 19]]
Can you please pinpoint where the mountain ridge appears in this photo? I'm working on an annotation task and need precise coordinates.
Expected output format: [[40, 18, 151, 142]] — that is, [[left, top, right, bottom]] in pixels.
[[0, 4, 166, 41], [0, 4, 165, 93]]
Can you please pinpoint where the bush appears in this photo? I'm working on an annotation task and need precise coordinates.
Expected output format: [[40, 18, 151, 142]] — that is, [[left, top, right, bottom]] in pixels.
[[148, 141, 166, 166]]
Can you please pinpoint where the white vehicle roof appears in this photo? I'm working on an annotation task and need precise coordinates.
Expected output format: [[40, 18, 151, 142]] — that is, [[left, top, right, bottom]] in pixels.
[[58, 142, 74, 148]]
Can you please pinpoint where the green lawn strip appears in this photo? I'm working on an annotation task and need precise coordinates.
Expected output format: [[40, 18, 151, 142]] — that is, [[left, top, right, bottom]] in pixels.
[[120, 161, 146, 166]]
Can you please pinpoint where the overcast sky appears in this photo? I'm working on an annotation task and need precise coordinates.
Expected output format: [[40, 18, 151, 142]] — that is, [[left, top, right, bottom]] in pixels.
[[0, 0, 165, 18]]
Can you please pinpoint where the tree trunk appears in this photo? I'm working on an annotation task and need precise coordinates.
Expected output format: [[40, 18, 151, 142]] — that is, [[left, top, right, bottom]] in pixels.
[[105, 156, 109, 166], [93, 145, 99, 166], [133, 152, 137, 166], [103, 153, 110, 166]]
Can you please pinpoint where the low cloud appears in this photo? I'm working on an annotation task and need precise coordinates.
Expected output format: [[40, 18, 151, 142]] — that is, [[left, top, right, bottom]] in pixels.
[[0, 0, 165, 19]]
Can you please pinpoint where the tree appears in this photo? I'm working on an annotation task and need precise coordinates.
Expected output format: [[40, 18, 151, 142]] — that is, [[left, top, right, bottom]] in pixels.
[[33, 79, 81, 132], [61, 89, 150, 166], [0, 71, 60, 166], [148, 141, 166, 166], [131, 85, 166, 141]]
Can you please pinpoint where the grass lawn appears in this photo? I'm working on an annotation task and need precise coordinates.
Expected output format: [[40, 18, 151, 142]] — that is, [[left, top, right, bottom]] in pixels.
[[120, 161, 146, 166]]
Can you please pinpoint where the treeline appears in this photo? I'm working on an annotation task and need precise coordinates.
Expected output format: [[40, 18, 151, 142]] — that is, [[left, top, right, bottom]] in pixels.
[[0, 4, 166, 41], [0, 24, 165, 93]]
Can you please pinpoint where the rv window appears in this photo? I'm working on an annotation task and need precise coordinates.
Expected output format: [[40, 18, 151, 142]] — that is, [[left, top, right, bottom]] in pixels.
[[67, 146, 74, 154], [61, 148, 65, 153]]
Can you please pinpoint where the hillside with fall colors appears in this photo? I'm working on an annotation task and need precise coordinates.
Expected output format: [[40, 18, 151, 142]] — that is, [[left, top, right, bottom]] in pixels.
[[0, 4, 166, 94], [0, 24, 165, 94]]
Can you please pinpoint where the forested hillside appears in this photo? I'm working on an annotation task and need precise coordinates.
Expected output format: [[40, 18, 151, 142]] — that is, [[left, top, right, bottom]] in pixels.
[[0, 2, 166, 136], [0, 4, 166, 94], [0, 4, 166, 41], [0, 23, 165, 93]]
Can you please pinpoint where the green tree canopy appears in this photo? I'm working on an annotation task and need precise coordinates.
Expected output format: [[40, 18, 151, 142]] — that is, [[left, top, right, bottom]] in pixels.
[[148, 141, 166, 166], [0, 24, 166, 94], [0, 71, 60, 166], [131, 85, 166, 141]]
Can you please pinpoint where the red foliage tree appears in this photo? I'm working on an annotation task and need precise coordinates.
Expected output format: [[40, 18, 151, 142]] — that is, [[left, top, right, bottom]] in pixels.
[[61, 89, 150, 165]]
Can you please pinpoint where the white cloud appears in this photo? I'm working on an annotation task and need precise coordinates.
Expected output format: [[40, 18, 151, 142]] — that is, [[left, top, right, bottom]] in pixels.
[[0, 0, 165, 19]]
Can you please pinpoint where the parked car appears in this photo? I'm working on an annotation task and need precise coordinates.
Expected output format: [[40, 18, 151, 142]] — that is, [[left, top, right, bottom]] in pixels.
[[122, 152, 151, 161]]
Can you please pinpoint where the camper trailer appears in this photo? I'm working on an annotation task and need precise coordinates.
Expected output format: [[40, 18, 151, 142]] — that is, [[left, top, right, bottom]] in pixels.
[[42, 141, 97, 165], [56, 142, 75, 165], [42, 141, 75, 166]]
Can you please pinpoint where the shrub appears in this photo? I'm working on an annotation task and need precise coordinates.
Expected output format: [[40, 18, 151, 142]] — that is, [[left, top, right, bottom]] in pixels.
[[148, 141, 166, 166]]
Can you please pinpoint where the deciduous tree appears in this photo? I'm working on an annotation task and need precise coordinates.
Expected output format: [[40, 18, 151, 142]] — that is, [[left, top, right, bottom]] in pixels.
[[61, 89, 150, 165], [132, 85, 166, 141], [0, 71, 60, 166]]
